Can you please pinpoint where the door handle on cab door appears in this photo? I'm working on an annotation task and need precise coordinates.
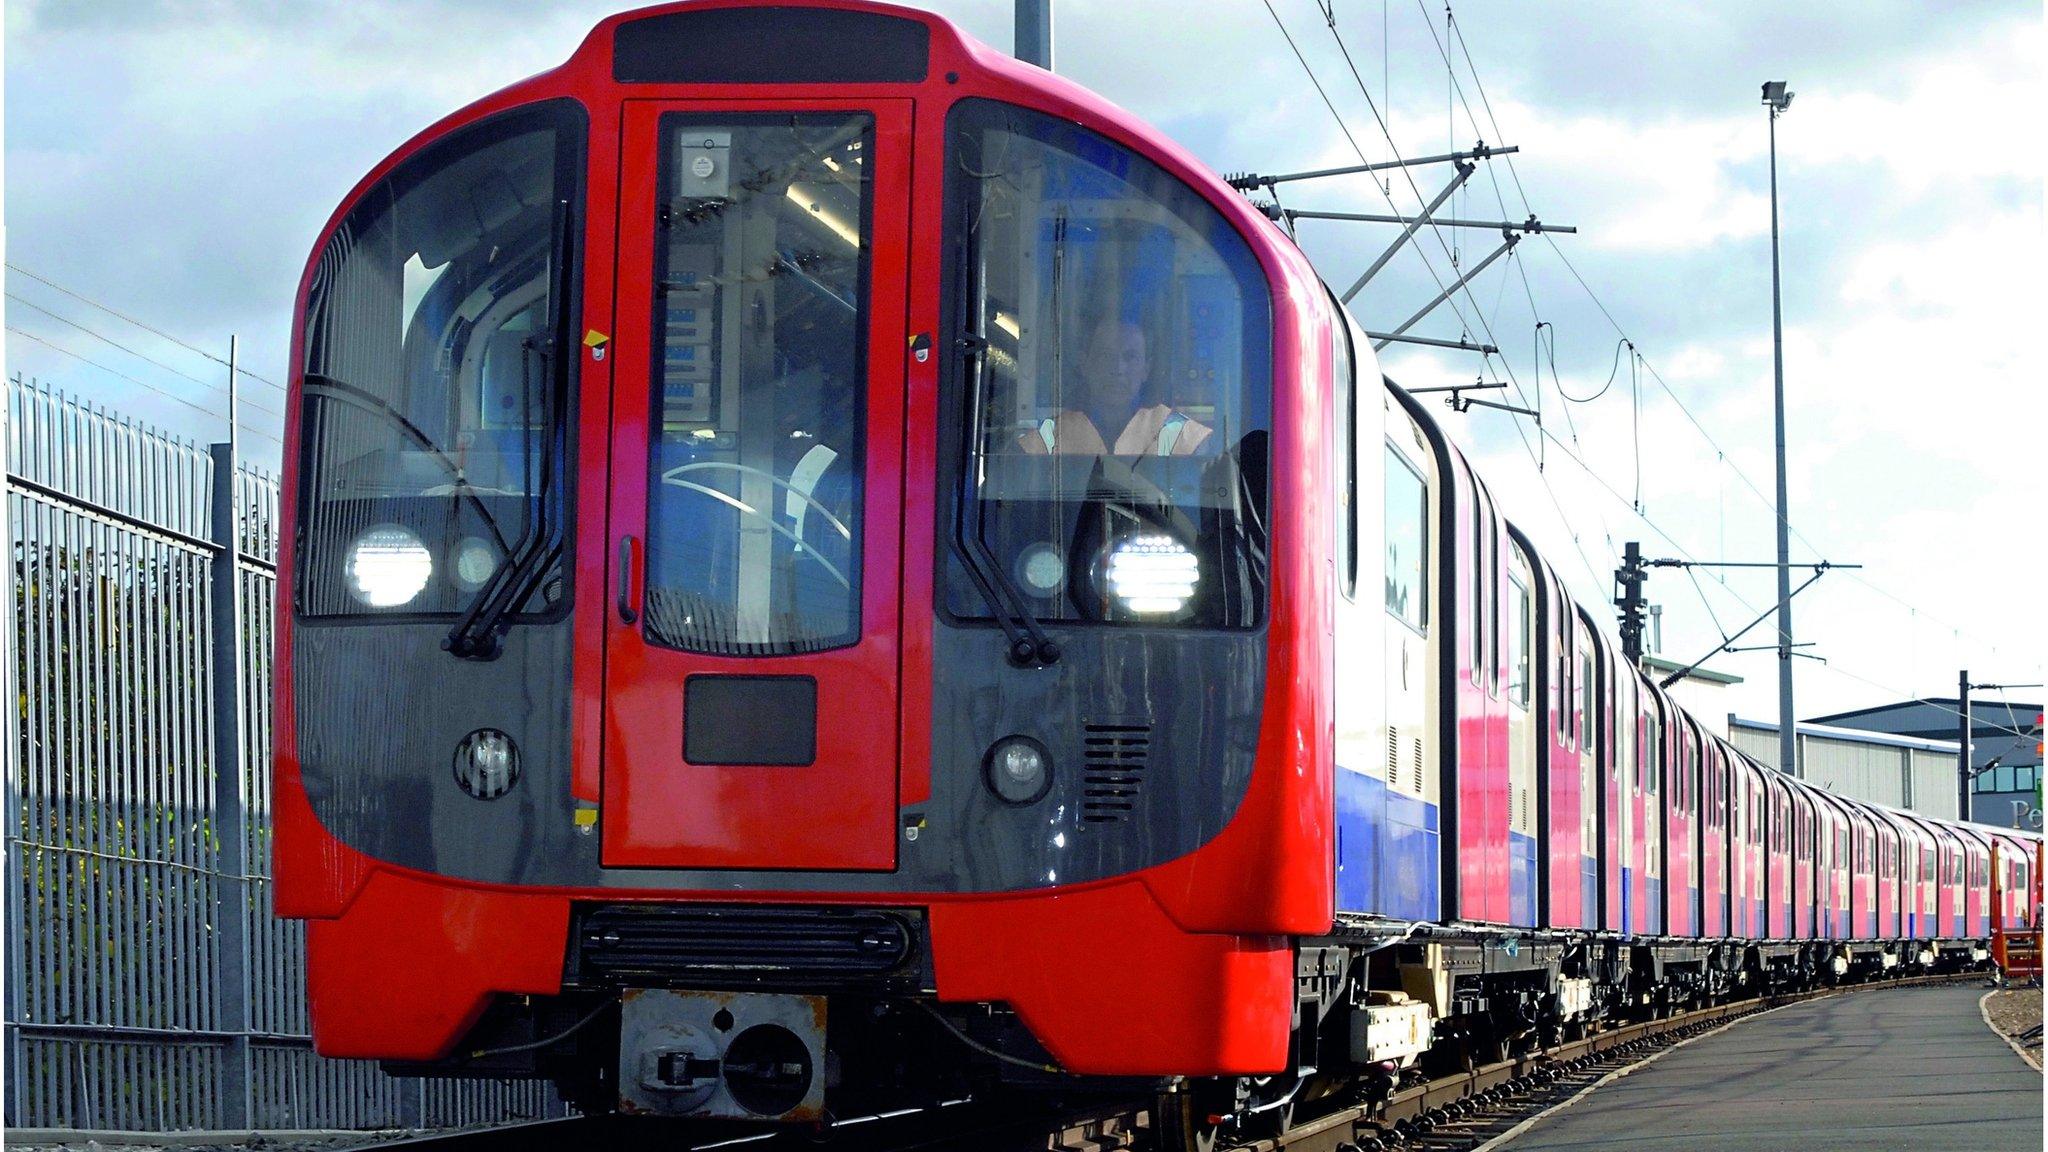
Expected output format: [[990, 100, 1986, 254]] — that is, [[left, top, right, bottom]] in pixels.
[[617, 535, 641, 624]]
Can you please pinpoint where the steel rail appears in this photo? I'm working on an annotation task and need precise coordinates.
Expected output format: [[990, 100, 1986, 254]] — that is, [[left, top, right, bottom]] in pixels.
[[338, 1094, 1148, 1152], [1230, 972, 1977, 1152]]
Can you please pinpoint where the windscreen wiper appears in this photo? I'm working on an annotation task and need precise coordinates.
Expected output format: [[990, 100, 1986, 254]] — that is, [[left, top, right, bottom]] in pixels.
[[948, 207, 1059, 668], [444, 330, 568, 659], [301, 373, 512, 555], [445, 198, 576, 660]]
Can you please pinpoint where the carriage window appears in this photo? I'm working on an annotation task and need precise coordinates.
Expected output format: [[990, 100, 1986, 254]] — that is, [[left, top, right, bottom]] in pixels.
[[298, 101, 582, 620], [641, 113, 872, 654], [944, 99, 1272, 629], [1644, 714, 1659, 795], [1556, 624, 1571, 741], [1578, 648, 1593, 749], [1469, 493, 1484, 685], [1384, 446, 1427, 632], [1508, 571, 1531, 708], [1333, 309, 1356, 600]]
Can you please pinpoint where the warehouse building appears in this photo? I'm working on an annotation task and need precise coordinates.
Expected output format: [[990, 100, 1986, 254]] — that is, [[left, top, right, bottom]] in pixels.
[[1728, 716, 1961, 822], [1808, 698, 2042, 831]]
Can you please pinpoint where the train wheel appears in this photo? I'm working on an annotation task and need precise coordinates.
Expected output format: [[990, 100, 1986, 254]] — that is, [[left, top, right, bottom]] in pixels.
[[1155, 1087, 1226, 1152]]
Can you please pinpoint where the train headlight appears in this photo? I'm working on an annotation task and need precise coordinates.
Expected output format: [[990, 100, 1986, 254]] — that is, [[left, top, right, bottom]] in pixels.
[[1103, 533, 1198, 615], [453, 728, 520, 800], [1017, 543, 1065, 597], [984, 736, 1052, 805], [345, 524, 433, 608], [452, 536, 499, 592]]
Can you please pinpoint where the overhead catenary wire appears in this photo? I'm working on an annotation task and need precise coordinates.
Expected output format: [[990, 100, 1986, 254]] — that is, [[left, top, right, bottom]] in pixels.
[[1267, 1, 1653, 600], [1276, 1, 2039, 717], [1406, 1, 1775, 552], [7, 292, 284, 422], [1556, 337, 1626, 405], [1404, 1, 1753, 533], [1388, 18, 1794, 639], [1535, 196, 2024, 672], [6, 325, 284, 446], [1816, 661, 2041, 742], [1412, 3, 2027, 681], [1259, 2, 1609, 594], [1318, 5, 1688, 601], [6, 262, 286, 392]]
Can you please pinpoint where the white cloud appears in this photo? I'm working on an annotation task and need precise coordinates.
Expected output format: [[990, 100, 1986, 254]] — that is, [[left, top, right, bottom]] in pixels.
[[3, 0, 2039, 724]]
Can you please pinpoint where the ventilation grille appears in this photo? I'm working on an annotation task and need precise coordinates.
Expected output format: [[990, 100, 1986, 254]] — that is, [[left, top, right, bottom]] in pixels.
[[1386, 725, 1401, 780], [574, 905, 916, 988], [1412, 735, 1427, 795], [1082, 722, 1151, 823]]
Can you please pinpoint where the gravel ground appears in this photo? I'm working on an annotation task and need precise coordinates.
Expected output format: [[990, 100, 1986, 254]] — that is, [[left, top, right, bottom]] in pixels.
[[1986, 987, 2043, 1070]]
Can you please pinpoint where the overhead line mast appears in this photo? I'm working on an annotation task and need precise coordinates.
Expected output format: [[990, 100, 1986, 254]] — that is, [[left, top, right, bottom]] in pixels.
[[1763, 79, 1797, 782]]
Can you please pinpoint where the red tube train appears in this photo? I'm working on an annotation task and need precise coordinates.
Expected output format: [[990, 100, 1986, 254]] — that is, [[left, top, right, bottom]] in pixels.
[[275, 0, 2040, 1133]]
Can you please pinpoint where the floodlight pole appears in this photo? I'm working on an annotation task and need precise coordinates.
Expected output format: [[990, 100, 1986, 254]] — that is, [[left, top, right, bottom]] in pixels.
[[1765, 81, 1796, 780], [1960, 671, 1974, 822], [1016, 0, 1052, 69]]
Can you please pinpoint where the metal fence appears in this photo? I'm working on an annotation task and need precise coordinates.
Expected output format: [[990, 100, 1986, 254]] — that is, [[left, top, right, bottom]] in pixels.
[[4, 374, 564, 1131]]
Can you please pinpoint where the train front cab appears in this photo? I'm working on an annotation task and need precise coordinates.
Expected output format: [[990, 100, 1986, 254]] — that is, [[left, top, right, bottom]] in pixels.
[[277, 0, 1347, 1112]]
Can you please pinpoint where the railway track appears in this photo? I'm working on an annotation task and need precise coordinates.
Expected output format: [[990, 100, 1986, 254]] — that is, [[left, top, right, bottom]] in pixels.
[[1227, 972, 1979, 1152], [345, 974, 1978, 1152], [346, 1093, 1146, 1152]]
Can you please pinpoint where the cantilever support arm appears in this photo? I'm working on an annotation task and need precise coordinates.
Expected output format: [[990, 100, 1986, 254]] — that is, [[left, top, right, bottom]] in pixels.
[[1370, 231, 1519, 351], [1341, 162, 1474, 304], [1657, 566, 1834, 688]]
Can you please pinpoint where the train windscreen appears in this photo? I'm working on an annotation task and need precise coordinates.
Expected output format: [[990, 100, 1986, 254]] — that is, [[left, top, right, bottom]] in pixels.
[[942, 99, 1273, 629], [296, 101, 582, 624]]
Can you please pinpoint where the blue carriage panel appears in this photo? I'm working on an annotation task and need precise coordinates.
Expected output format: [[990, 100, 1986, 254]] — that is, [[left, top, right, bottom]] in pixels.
[[1339, 762, 1441, 923]]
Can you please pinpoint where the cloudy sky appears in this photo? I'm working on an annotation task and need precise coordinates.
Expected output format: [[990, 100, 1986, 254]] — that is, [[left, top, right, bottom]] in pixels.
[[4, 0, 2042, 727]]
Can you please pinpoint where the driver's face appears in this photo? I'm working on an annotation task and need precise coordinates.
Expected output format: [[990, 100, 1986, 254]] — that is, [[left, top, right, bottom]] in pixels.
[[1085, 323, 1149, 405]]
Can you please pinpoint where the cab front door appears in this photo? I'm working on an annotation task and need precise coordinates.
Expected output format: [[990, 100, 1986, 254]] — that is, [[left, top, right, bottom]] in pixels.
[[602, 100, 911, 870]]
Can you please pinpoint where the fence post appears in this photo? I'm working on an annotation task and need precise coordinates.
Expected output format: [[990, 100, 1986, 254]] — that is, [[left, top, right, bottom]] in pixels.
[[209, 337, 254, 1130], [401, 1080, 425, 1129], [3, 375, 22, 1127]]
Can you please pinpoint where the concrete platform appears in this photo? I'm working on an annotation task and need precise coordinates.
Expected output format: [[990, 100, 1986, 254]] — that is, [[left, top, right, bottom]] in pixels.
[[1498, 984, 2044, 1152]]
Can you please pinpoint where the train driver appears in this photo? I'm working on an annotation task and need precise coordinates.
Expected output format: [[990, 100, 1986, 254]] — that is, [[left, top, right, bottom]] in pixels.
[[1020, 318, 1213, 456]]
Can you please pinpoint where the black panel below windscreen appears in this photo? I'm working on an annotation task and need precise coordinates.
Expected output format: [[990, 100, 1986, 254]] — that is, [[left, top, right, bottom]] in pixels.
[[293, 619, 586, 885], [684, 675, 817, 766], [294, 619, 1263, 893], [614, 8, 930, 84]]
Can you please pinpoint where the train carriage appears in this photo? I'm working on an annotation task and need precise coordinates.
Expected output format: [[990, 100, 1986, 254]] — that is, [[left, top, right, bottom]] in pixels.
[[1849, 800, 1877, 941], [1901, 810, 1937, 943], [1735, 753, 1768, 938], [1700, 732, 1729, 938], [1512, 528, 1597, 933], [274, 0, 2031, 1129], [1335, 375, 1443, 925]]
